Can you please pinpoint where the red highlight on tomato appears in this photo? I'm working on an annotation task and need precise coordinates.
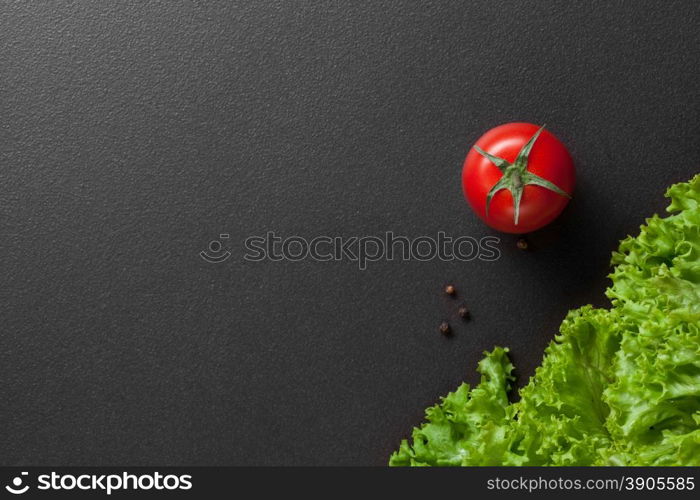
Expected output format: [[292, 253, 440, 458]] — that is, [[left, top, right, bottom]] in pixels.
[[462, 123, 575, 234]]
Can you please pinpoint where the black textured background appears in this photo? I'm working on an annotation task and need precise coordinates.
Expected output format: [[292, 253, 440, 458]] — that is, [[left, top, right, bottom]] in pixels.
[[1, 1, 699, 466]]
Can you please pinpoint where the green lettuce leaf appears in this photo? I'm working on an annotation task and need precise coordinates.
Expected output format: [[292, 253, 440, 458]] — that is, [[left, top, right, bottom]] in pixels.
[[390, 174, 700, 466]]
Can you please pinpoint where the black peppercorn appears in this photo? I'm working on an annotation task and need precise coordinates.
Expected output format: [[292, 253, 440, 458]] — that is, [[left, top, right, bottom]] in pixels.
[[516, 238, 528, 250], [458, 304, 470, 319], [444, 284, 456, 296], [439, 321, 451, 335]]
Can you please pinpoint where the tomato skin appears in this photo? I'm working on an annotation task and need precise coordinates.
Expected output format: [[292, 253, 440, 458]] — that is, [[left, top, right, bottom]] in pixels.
[[462, 123, 575, 234]]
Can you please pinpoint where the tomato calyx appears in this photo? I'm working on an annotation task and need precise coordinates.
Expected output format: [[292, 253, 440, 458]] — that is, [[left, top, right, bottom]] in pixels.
[[474, 125, 571, 226]]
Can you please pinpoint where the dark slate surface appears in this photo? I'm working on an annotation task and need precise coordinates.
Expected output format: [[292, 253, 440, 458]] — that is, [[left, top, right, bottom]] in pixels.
[[1, 1, 698, 465]]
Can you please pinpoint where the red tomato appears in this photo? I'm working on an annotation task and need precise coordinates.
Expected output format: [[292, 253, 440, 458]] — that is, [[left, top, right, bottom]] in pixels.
[[462, 123, 575, 234]]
